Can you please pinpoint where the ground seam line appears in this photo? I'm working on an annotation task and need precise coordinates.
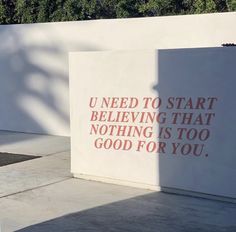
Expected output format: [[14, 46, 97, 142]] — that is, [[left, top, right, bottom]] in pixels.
[[0, 177, 72, 199]]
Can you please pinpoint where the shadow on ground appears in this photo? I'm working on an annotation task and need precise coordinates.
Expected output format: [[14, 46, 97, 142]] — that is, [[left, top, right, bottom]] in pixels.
[[17, 192, 236, 232]]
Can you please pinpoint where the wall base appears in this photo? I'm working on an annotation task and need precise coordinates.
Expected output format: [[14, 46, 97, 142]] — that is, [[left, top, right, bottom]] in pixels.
[[73, 173, 236, 204], [73, 173, 161, 191], [161, 187, 236, 204]]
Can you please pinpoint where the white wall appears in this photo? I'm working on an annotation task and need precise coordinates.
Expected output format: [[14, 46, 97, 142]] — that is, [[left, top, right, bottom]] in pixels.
[[0, 12, 236, 136], [70, 48, 236, 199]]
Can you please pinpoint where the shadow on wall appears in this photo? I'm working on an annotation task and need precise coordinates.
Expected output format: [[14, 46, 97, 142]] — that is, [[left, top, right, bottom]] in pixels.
[[154, 47, 236, 198], [16, 191, 236, 232], [0, 24, 101, 144], [0, 25, 68, 138]]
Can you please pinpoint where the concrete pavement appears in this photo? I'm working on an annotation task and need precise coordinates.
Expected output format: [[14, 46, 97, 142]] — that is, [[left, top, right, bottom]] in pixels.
[[0, 131, 70, 156], [0, 131, 236, 232]]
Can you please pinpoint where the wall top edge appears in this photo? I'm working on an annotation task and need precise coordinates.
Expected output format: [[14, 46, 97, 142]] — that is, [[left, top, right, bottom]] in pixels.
[[0, 11, 236, 27], [69, 46, 236, 55]]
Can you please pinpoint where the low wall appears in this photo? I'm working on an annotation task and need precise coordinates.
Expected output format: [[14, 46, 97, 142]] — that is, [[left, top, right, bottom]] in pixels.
[[0, 12, 236, 135], [70, 47, 236, 200]]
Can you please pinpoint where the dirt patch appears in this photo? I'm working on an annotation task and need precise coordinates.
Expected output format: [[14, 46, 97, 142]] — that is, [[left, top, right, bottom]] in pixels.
[[0, 152, 41, 167]]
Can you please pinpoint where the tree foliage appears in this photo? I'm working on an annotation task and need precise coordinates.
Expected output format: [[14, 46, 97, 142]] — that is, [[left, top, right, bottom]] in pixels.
[[0, 0, 234, 24], [227, 0, 236, 10], [193, 0, 217, 13], [0, 0, 16, 24]]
